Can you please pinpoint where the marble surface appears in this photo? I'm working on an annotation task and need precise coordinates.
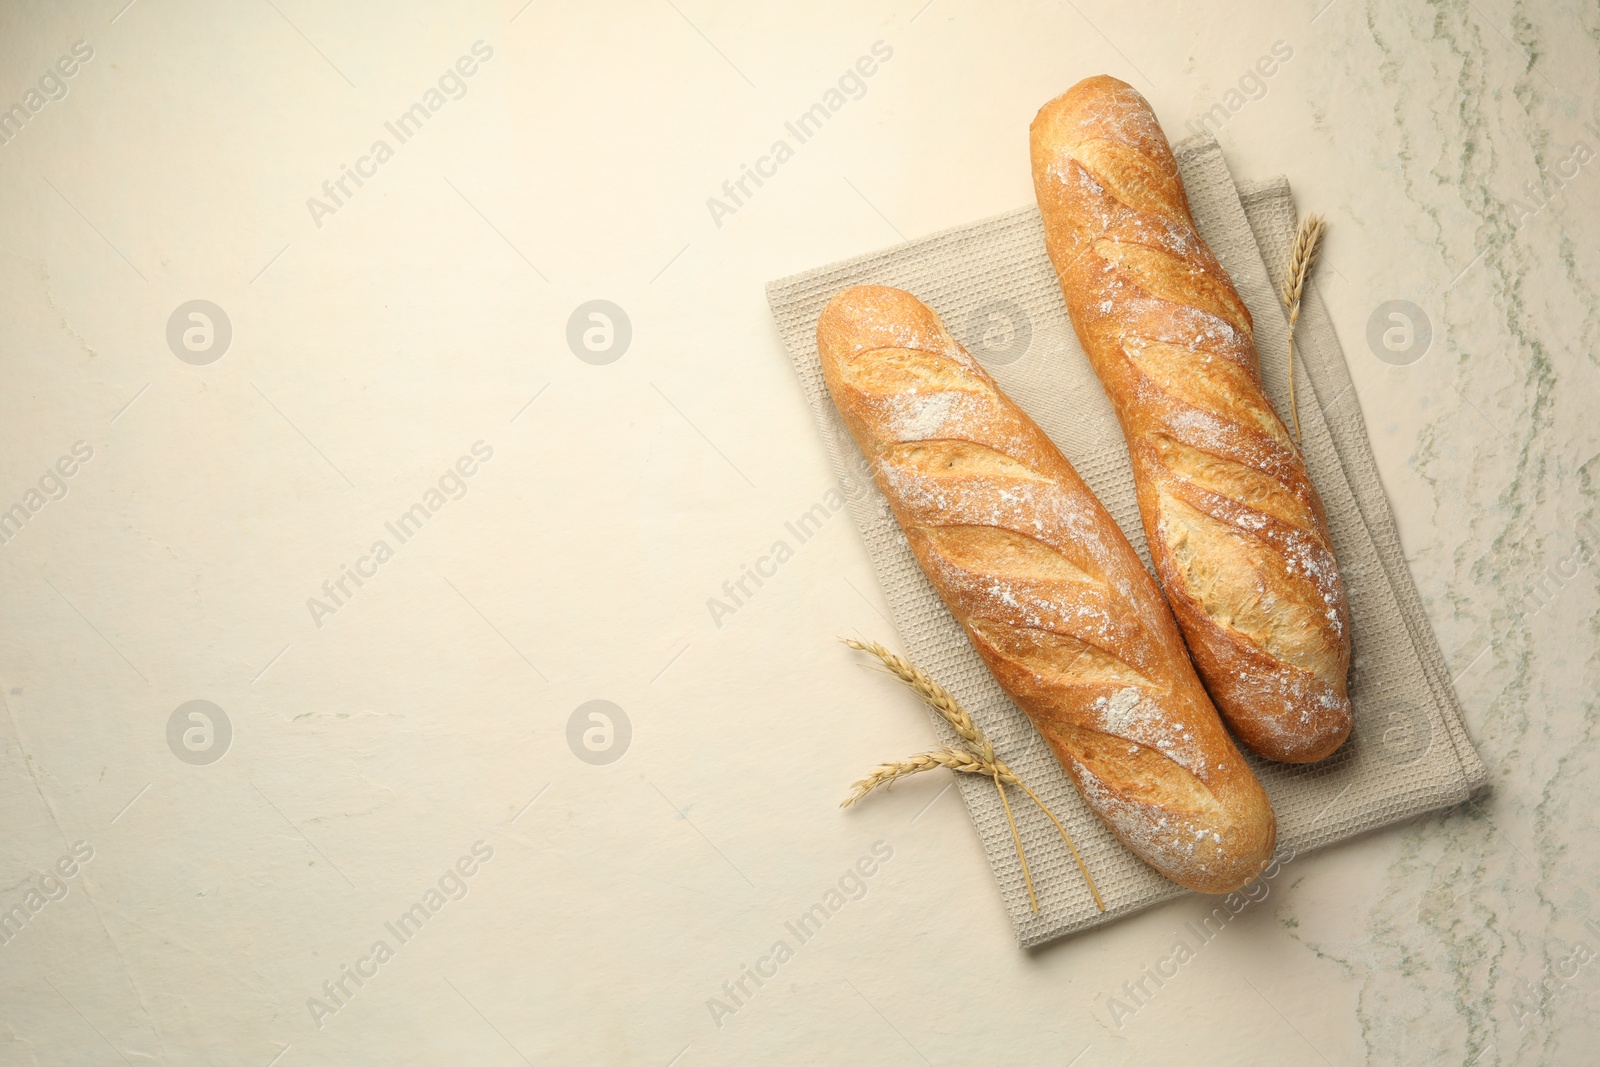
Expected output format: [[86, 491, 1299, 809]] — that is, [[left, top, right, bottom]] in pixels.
[[0, 1, 1594, 1064]]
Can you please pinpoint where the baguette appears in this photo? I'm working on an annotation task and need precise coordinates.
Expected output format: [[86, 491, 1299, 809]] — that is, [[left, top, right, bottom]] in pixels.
[[1030, 76, 1352, 763], [818, 284, 1275, 894]]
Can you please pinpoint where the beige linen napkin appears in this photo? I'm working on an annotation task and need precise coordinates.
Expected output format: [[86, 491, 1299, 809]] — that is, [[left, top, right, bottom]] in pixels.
[[766, 135, 1488, 947]]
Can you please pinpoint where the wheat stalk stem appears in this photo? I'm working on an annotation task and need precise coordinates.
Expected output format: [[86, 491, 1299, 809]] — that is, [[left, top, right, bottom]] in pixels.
[[991, 770, 1038, 913], [1011, 779, 1107, 913], [1280, 213, 1326, 447]]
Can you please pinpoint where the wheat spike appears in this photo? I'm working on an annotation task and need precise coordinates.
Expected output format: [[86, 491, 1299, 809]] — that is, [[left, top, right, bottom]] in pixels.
[[840, 746, 1010, 807], [843, 637, 994, 762], [1280, 213, 1326, 447]]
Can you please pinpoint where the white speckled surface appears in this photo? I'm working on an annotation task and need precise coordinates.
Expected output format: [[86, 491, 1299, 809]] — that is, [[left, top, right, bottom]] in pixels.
[[0, 1, 1594, 1064]]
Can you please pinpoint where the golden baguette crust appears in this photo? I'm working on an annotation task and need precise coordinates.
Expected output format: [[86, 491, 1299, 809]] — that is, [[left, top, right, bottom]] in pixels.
[[1030, 75, 1352, 763], [818, 284, 1275, 894]]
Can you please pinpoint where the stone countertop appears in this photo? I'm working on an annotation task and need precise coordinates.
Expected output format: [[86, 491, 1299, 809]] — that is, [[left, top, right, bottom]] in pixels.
[[0, 1, 1594, 1064]]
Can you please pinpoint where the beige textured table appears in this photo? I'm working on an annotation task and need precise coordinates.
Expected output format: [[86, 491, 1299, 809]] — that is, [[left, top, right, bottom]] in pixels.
[[0, 2, 1595, 1064]]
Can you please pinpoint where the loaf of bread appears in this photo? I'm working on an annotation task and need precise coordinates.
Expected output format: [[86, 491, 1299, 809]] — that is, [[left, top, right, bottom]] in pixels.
[[818, 285, 1274, 894], [1030, 76, 1352, 763]]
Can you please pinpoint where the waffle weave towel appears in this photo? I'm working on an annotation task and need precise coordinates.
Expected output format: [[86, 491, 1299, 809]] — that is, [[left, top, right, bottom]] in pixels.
[[765, 135, 1487, 947]]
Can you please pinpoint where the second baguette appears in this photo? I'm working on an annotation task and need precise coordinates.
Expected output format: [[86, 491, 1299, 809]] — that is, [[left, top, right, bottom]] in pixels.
[[1030, 76, 1353, 763], [819, 284, 1275, 894]]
